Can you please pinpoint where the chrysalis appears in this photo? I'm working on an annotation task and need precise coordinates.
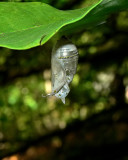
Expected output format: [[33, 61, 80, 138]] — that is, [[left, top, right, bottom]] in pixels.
[[42, 36, 79, 104]]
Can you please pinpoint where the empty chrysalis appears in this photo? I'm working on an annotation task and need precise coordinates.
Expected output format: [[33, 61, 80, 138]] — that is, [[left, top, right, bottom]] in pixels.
[[42, 36, 79, 104]]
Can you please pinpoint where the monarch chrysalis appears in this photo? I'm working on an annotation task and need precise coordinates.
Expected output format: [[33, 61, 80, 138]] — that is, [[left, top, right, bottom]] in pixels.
[[42, 36, 79, 104]]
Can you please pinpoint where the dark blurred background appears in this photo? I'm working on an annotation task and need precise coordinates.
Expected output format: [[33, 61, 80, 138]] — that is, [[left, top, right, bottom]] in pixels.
[[0, 0, 128, 160]]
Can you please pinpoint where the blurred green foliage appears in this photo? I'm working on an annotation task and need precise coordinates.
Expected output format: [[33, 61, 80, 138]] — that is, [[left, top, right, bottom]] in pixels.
[[0, 0, 128, 159]]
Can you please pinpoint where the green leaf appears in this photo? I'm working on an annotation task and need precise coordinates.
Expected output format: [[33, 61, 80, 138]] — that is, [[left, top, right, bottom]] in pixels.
[[61, 0, 128, 34], [0, 1, 102, 50], [0, 0, 127, 50]]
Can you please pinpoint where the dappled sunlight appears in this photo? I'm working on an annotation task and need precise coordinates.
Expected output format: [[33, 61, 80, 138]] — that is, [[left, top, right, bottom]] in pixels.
[[94, 102, 105, 113], [80, 106, 88, 120], [72, 74, 80, 86], [88, 46, 97, 55], [8, 87, 20, 105], [43, 69, 52, 94], [23, 95, 38, 110], [2, 155, 18, 160], [43, 69, 51, 80], [47, 96, 56, 109], [125, 86, 128, 103], [44, 80, 52, 94], [59, 121, 66, 129], [93, 72, 115, 94]]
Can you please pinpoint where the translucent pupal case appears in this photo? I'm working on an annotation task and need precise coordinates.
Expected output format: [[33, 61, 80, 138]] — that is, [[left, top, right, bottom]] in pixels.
[[43, 36, 79, 104]]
